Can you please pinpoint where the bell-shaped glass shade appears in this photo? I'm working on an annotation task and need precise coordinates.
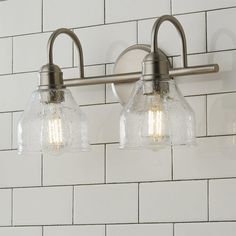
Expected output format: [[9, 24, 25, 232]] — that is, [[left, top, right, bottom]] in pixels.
[[120, 79, 196, 149], [18, 88, 89, 155]]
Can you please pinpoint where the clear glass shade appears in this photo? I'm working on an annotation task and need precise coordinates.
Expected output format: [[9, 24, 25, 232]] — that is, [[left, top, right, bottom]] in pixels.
[[18, 88, 89, 155], [120, 79, 196, 149]]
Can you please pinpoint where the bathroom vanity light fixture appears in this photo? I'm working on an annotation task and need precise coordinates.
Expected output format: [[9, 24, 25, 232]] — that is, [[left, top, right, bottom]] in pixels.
[[18, 15, 219, 154]]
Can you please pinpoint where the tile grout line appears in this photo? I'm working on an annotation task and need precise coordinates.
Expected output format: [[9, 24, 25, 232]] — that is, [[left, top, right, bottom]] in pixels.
[[104, 64, 107, 104], [11, 188, 13, 226], [172, 5, 236, 16], [0, 45, 235, 78], [104, 144, 107, 183], [170, 0, 173, 15], [10, 112, 13, 150], [136, 20, 139, 44], [207, 180, 210, 221], [171, 147, 174, 180], [138, 183, 140, 223], [72, 186, 75, 225], [104, 0, 106, 24], [41, 0, 44, 32], [72, 29, 75, 68], [0, 176, 236, 192], [173, 223, 175, 236], [11, 37, 14, 74], [42, 226, 44, 236], [206, 95, 208, 136], [41, 154, 44, 186], [205, 11, 208, 53], [0, 46, 235, 78], [4, 219, 236, 228]]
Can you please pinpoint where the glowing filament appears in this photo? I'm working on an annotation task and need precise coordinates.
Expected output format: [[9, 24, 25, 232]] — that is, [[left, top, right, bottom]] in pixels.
[[48, 118, 63, 148], [148, 109, 163, 141]]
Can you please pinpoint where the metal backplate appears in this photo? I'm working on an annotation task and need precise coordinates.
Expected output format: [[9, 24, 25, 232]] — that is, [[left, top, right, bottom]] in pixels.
[[112, 44, 151, 105]]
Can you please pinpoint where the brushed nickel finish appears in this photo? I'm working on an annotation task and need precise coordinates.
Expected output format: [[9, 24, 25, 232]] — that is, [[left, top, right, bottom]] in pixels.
[[112, 44, 151, 105], [63, 64, 219, 86], [39, 28, 84, 90], [38, 16, 219, 105]]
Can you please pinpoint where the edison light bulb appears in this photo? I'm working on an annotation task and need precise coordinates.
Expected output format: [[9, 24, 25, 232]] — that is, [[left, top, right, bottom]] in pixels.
[[42, 103, 70, 154], [140, 99, 170, 147], [148, 108, 164, 142], [48, 115, 64, 150]]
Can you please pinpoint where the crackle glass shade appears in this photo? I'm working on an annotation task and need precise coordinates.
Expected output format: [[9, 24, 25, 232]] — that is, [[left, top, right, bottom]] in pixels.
[[120, 79, 196, 149], [18, 88, 89, 155]]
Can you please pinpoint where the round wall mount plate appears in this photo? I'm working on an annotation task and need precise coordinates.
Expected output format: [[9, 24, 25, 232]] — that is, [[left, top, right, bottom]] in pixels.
[[112, 44, 151, 105]]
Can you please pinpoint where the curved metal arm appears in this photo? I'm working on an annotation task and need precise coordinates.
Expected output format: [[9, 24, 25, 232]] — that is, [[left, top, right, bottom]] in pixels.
[[47, 28, 84, 78], [151, 15, 188, 68]]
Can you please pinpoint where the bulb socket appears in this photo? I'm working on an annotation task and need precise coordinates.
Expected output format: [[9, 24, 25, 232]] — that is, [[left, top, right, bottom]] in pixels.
[[142, 49, 171, 95], [38, 63, 65, 103]]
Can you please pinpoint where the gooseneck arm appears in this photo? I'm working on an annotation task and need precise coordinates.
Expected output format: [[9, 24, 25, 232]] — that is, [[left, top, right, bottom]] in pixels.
[[47, 28, 84, 78], [151, 15, 187, 68]]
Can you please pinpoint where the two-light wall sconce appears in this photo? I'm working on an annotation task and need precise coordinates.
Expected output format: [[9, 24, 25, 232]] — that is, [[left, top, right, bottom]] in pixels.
[[17, 15, 219, 155]]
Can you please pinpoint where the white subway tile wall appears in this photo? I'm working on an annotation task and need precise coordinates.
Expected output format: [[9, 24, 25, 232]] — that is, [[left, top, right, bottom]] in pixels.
[[0, 227, 42, 236], [175, 222, 236, 236], [44, 225, 105, 236], [209, 179, 236, 221], [74, 184, 138, 224], [43, 0, 104, 31], [0, 0, 234, 235], [0, 189, 12, 226], [140, 181, 208, 222], [13, 187, 73, 225], [107, 224, 173, 236]]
